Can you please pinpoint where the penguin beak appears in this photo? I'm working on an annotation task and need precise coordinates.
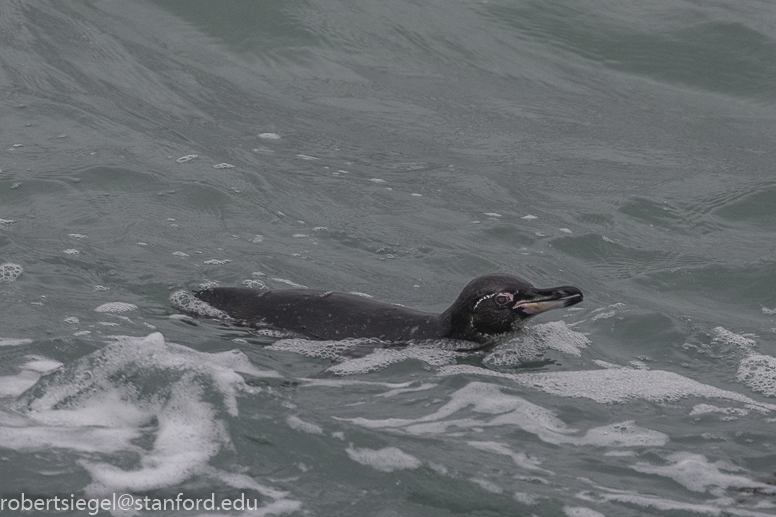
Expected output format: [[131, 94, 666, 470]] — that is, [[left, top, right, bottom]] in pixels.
[[513, 286, 583, 316]]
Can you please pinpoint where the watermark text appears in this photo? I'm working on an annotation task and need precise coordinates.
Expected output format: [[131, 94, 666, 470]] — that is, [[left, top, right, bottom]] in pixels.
[[0, 493, 261, 515]]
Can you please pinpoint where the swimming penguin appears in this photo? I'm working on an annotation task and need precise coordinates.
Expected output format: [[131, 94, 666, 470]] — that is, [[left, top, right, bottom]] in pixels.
[[193, 274, 583, 350]]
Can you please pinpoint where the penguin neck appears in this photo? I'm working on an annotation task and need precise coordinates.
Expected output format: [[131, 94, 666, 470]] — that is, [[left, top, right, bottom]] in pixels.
[[440, 303, 483, 344]]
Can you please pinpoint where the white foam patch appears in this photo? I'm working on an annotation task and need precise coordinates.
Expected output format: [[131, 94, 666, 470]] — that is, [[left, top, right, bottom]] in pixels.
[[0, 263, 23, 282], [271, 278, 308, 288], [632, 452, 774, 494], [339, 382, 664, 448], [763, 307, 776, 315], [484, 321, 590, 367], [576, 487, 744, 515], [0, 337, 33, 347], [737, 354, 776, 397], [268, 338, 364, 360], [269, 338, 460, 374], [0, 358, 62, 398], [258, 132, 280, 139], [513, 491, 541, 504], [712, 327, 757, 351], [0, 371, 49, 398], [466, 441, 551, 473], [345, 446, 422, 472], [347, 291, 373, 298], [338, 382, 570, 437], [170, 290, 230, 319], [471, 478, 503, 493], [690, 404, 748, 417], [573, 421, 668, 447], [22, 357, 63, 373], [326, 346, 459, 376], [94, 302, 137, 313], [438, 365, 776, 412], [1, 425, 143, 454], [8, 333, 288, 506], [242, 279, 267, 289], [376, 382, 437, 398], [287, 415, 323, 435], [564, 507, 605, 517]]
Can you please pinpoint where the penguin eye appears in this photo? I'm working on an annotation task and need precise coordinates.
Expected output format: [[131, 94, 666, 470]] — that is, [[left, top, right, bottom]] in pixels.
[[494, 293, 513, 306]]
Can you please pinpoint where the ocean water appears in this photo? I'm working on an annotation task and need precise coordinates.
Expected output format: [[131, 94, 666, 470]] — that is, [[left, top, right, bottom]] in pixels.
[[1, 0, 776, 515]]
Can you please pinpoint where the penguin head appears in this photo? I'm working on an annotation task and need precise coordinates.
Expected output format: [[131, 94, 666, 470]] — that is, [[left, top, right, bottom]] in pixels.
[[443, 273, 583, 345]]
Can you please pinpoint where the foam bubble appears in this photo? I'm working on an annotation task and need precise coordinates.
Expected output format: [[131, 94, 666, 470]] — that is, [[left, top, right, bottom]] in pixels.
[[94, 302, 138, 313], [0, 263, 23, 282], [737, 354, 776, 397], [204, 259, 231, 265], [712, 327, 756, 351], [345, 446, 422, 472]]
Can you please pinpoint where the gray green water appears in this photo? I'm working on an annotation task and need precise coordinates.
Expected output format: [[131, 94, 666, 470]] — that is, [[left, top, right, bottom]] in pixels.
[[1, 0, 776, 515]]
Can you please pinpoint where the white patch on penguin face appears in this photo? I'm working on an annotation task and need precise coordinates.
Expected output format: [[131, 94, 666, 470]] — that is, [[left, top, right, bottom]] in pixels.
[[473, 292, 516, 311], [472, 293, 496, 311]]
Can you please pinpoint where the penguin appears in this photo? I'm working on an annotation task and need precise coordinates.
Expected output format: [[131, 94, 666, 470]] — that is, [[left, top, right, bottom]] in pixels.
[[192, 274, 583, 350]]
